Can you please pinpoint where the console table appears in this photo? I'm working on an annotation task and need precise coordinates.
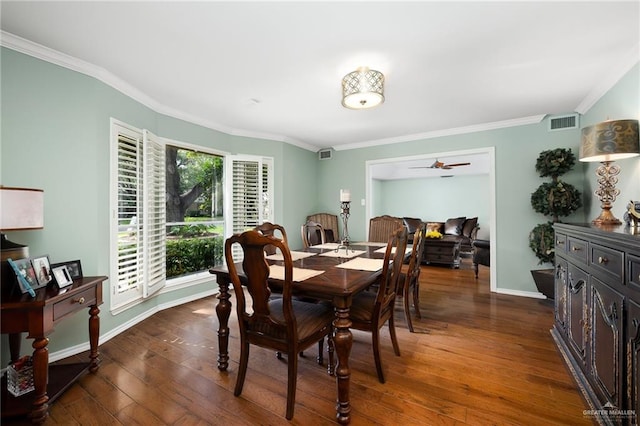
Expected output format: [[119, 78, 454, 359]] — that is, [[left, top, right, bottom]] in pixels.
[[423, 237, 461, 268], [1, 276, 106, 424]]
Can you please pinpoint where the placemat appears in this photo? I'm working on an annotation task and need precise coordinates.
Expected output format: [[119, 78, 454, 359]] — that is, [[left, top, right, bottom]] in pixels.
[[319, 249, 365, 259], [351, 241, 387, 247], [269, 265, 325, 282], [311, 242, 341, 250], [374, 246, 412, 255], [335, 258, 385, 272], [266, 251, 317, 261]]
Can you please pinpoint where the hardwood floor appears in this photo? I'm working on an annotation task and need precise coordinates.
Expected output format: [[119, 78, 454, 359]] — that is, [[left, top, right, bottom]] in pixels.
[[5, 258, 593, 425]]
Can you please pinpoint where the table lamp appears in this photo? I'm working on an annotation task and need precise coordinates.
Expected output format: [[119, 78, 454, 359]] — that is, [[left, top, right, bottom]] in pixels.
[[1, 186, 44, 292], [579, 119, 640, 226]]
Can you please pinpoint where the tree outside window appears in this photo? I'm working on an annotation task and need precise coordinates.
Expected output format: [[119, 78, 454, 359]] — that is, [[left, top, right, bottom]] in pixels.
[[165, 146, 224, 278]]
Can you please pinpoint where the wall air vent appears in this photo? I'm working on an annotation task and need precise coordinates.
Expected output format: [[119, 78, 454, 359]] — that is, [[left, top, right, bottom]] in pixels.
[[548, 114, 579, 131], [318, 148, 333, 160]]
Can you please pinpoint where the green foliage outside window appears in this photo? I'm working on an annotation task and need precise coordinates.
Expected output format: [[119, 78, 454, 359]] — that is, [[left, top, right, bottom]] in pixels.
[[166, 236, 224, 278]]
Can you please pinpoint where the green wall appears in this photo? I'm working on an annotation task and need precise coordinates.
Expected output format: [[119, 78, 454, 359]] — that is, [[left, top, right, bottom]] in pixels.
[[0, 48, 317, 362], [316, 63, 638, 296], [1, 45, 638, 362]]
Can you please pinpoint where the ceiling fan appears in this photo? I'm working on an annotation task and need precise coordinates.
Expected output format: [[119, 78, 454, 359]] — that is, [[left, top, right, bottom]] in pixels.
[[410, 159, 471, 170]]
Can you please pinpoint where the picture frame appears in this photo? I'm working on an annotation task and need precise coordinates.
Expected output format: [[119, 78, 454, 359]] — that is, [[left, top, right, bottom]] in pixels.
[[31, 255, 53, 289], [52, 265, 74, 288], [51, 259, 83, 280], [7, 258, 37, 297]]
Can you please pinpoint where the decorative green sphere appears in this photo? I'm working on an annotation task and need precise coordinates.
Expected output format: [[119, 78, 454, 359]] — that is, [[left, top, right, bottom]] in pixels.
[[535, 148, 576, 178], [529, 222, 556, 265]]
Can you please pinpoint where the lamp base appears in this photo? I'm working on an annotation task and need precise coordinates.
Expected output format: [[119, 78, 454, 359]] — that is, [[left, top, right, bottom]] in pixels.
[[592, 209, 622, 226]]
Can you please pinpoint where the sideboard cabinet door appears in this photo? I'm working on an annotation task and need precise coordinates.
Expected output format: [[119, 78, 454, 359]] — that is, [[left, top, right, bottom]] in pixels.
[[567, 263, 588, 365], [555, 259, 568, 334], [589, 276, 624, 409], [627, 299, 640, 417]]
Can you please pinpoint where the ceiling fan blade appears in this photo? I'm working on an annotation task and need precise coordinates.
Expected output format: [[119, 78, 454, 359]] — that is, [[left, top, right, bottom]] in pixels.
[[445, 162, 471, 167], [442, 165, 453, 169]]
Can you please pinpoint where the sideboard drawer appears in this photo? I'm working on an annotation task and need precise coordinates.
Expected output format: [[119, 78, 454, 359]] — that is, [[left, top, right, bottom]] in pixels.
[[590, 243, 624, 284], [53, 287, 97, 322], [567, 236, 588, 264], [555, 233, 567, 254]]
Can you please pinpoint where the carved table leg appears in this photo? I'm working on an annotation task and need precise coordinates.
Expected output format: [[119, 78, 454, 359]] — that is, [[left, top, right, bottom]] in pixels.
[[333, 301, 353, 425], [88, 304, 101, 372], [30, 337, 49, 424], [215, 275, 231, 371]]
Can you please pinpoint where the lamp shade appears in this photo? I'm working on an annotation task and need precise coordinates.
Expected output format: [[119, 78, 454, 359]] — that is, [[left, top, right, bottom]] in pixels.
[[0, 187, 44, 231], [341, 68, 384, 109], [579, 119, 640, 162]]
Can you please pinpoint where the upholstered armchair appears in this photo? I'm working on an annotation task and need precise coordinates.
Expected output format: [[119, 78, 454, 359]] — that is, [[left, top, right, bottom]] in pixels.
[[472, 239, 490, 278]]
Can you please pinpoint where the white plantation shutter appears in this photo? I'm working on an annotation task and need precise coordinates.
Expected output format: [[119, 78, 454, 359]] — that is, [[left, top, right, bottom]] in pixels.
[[142, 130, 166, 297], [114, 127, 143, 304], [110, 121, 167, 310], [262, 159, 274, 224], [225, 155, 274, 261]]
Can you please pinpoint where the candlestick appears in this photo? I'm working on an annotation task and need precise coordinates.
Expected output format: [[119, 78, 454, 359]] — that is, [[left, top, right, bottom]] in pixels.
[[335, 199, 353, 255]]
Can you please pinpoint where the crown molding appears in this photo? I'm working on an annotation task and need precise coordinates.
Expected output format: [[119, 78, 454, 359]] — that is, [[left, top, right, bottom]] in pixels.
[[3, 30, 632, 154], [575, 43, 640, 115], [0, 31, 319, 150], [332, 115, 546, 152]]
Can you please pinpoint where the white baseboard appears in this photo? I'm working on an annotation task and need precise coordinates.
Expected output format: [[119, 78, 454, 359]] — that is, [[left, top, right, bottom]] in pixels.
[[48, 288, 218, 363], [496, 287, 548, 299]]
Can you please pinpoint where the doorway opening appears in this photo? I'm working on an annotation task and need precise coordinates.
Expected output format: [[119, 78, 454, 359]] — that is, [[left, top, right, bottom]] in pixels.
[[365, 146, 496, 292]]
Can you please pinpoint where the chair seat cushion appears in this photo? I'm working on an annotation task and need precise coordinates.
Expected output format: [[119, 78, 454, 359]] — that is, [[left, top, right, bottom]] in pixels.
[[269, 299, 334, 340]]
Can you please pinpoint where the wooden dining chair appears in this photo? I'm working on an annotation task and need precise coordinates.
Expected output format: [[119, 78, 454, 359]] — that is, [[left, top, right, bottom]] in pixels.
[[350, 226, 408, 383], [368, 215, 404, 243], [301, 220, 326, 248], [225, 230, 334, 420], [254, 222, 288, 255], [306, 213, 339, 243], [397, 222, 426, 332]]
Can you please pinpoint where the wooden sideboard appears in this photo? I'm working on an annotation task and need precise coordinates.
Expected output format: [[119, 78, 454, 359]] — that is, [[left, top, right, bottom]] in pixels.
[[552, 223, 640, 425], [1, 276, 106, 424]]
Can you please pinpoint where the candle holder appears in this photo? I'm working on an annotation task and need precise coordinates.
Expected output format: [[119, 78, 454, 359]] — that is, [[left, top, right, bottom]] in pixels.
[[335, 200, 354, 255]]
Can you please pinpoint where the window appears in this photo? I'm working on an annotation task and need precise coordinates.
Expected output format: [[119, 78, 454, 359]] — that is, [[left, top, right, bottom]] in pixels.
[[110, 119, 274, 312], [225, 155, 274, 261], [110, 122, 166, 310], [165, 145, 224, 281]]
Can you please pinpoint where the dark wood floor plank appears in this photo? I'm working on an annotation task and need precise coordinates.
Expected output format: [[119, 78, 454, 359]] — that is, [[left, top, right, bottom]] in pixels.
[[3, 258, 592, 425]]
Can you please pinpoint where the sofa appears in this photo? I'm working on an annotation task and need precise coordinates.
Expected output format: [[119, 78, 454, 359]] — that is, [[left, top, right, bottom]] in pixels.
[[402, 216, 479, 254]]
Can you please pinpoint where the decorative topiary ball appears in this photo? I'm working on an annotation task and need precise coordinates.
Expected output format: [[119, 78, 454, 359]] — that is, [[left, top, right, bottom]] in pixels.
[[531, 181, 582, 217], [535, 148, 576, 178], [529, 222, 556, 265]]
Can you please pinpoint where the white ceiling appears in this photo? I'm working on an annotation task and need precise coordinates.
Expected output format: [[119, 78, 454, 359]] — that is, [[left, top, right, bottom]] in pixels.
[[1, 1, 638, 155]]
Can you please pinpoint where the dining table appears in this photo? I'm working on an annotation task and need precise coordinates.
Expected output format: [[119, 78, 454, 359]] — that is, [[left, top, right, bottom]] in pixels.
[[209, 241, 395, 424]]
